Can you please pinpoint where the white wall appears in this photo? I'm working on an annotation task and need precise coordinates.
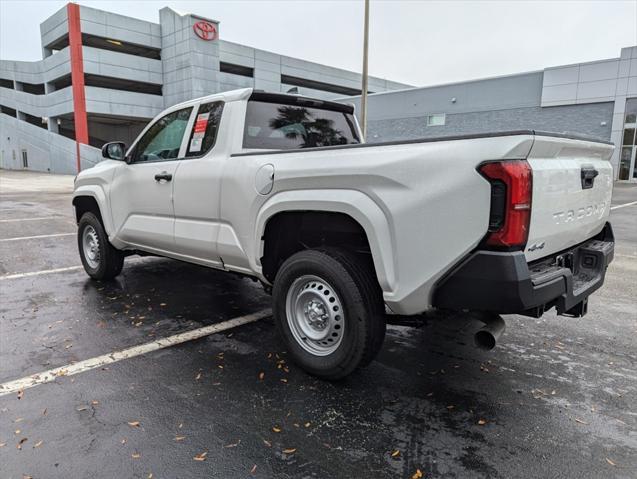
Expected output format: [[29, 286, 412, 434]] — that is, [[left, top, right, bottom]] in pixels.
[[1, 113, 100, 174]]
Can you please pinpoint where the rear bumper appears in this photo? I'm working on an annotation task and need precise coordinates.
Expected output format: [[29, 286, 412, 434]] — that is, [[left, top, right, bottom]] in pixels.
[[432, 222, 614, 317]]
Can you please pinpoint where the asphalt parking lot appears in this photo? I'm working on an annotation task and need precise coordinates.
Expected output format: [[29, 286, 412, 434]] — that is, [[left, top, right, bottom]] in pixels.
[[0, 169, 636, 479]]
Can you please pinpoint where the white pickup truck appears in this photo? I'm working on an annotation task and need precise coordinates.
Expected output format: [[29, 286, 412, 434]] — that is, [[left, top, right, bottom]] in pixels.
[[73, 88, 615, 379]]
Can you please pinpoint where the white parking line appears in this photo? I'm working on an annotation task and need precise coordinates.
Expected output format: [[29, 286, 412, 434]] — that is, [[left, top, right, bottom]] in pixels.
[[0, 265, 83, 281], [0, 309, 271, 397], [0, 216, 70, 223], [610, 200, 637, 211], [0, 232, 75, 242]]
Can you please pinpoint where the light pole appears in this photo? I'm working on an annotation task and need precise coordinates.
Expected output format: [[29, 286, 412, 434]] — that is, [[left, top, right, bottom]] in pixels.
[[360, 0, 370, 141]]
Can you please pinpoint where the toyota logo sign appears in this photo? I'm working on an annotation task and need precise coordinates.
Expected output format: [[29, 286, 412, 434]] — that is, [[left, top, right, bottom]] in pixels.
[[193, 21, 217, 41]]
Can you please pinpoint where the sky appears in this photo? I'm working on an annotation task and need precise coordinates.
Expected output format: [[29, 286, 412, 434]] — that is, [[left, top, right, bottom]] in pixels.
[[1, 0, 636, 88]]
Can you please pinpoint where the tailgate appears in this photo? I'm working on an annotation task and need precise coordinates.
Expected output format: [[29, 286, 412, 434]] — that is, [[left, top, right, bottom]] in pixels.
[[525, 135, 614, 262]]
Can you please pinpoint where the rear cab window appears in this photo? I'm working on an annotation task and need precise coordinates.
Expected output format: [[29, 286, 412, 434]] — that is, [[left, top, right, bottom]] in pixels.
[[186, 101, 224, 157], [243, 93, 360, 150]]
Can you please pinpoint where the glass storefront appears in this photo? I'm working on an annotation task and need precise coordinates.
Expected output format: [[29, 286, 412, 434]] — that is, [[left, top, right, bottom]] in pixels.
[[619, 98, 637, 181]]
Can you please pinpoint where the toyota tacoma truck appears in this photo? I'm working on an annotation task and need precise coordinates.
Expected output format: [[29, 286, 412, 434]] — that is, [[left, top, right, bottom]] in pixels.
[[73, 88, 615, 379]]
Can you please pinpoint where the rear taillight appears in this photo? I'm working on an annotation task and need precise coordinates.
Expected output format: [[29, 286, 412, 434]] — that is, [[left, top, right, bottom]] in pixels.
[[479, 160, 532, 249]]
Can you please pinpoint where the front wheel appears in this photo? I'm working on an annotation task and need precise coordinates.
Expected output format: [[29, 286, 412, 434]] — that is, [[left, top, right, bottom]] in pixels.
[[272, 249, 386, 380], [78, 212, 124, 280]]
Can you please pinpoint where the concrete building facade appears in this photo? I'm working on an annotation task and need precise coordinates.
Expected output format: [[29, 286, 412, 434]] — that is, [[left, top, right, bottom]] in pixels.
[[1, 3, 635, 182], [343, 46, 637, 181], [0, 3, 409, 174]]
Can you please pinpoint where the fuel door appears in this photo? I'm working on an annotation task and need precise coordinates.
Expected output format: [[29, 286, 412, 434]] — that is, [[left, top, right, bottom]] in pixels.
[[255, 163, 275, 195]]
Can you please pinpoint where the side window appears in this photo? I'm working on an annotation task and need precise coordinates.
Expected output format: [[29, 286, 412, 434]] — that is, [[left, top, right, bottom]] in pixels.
[[130, 107, 193, 163], [185, 101, 224, 157]]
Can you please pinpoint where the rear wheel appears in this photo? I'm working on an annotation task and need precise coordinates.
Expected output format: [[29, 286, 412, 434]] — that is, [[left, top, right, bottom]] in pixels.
[[272, 248, 385, 380], [78, 212, 124, 280]]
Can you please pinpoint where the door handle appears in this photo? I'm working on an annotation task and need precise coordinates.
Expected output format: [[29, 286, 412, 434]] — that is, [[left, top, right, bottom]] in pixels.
[[154, 172, 172, 182]]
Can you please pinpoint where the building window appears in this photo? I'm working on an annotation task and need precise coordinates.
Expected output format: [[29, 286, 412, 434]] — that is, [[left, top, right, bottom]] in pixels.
[[21, 149, 28, 168], [0, 104, 17, 117], [426, 114, 445, 126], [21, 112, 47, 129], [83, 74, 162, 96], [220, 62, 254, 78], [82, 34, 161, 60], [0, 78, 14, 90], [17, 81, 45, 95], [618, 98, 637, 180]]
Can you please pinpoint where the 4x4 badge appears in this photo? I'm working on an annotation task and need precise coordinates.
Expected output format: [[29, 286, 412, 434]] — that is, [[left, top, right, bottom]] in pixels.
[[528, 241, 545, 252]]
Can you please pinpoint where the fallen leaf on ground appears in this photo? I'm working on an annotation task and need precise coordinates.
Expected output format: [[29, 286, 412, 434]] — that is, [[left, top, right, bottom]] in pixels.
[[17, 438, 27, 449], [174, 436, 186, 442], [283, 448, 296, 454], [128, 421, 141, 427], [263, 439, 271, 447], [195, 373, 202, 380], [14, 429, 21, 435], [605, 458, 616, 466], [250, 464, 257, 474], [446, 405, 455, 410], [272, 426, 281, 433], [304, 422, 311, 428], [193, 452, 207, 461], [477, 419, 487, 425], [131, 452, 141, 459], [77, 406, 88, 411], [121, 438, 127, 444], [17, 390, 24, 400], [412, 469, 423, 479], [91, 400, 99, 405], [258, 372, 265, 380], [33, 440, 43, 448], [0, 442, 6, 447], [391, 449, 401, 458], [574, 418, 588, 425], [225, 440, 241, 448]]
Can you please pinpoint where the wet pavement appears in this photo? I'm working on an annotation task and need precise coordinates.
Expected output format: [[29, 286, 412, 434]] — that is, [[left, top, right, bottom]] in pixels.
[[1, 169, 636, 478]]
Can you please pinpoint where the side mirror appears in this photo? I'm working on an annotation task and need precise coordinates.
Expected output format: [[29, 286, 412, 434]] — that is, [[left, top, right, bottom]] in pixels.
[[101, 141, 127, 161]]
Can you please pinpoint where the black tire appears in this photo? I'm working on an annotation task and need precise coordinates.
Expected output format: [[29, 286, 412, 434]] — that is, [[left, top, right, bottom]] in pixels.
[[77, 212, 124, 280], [272, 248, 386, 380]]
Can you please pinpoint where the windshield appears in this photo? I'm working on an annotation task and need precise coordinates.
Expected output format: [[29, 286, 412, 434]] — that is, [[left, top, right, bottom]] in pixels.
[[243, 100, 361, 150]]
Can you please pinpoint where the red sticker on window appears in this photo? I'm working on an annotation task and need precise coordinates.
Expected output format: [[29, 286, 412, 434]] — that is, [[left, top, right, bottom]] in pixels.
[[194, 118, 208, 133]]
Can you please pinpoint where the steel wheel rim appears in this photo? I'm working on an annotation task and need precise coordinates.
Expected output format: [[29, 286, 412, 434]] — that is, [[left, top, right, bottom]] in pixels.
[[285, 275, 344, 356], [82, 225, 100, 269]]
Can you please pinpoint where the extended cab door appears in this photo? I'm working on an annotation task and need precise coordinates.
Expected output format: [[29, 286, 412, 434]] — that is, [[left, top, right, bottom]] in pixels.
[[171, 100, 225, 268], [109, 106, 194, 252]]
